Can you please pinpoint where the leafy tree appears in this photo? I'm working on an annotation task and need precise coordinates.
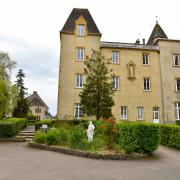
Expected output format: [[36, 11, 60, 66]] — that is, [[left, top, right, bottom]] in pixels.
[[0, 80, 10, 117], [0, 51, 16, 80], [79, 50, 114, 120], [13, 69, 29, 117]]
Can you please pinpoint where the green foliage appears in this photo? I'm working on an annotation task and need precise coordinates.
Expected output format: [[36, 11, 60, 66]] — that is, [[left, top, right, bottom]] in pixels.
[[56, 127, 71, 146], [70, 126, 87, 150], [176, 120, 180, 125], [102, 118, 118, 149], [160, 125, 180, 149], [0, 118, 27, 138], [13, 69, 29, 118], [80, 50, 114, 120], [35, 119, 52, 130], [0, 51, 16, 81], [0, 80, 10, 117], [118, 122, 160, 154], [33, 131, 47, 144], [46, 128, 60, 145], [27, 114, 39, 124]]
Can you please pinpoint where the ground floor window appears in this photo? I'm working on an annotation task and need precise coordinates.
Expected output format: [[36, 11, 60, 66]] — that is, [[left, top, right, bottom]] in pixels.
[[137, 107, 144, 120], [74, 103, 83, 118], [175, 102, 180, 120], [153, 107, 159, 123], [120, 106, 128, 120]]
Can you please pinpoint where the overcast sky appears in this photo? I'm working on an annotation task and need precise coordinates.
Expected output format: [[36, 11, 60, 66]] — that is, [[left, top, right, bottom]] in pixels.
[[0, 0, 180, 115]]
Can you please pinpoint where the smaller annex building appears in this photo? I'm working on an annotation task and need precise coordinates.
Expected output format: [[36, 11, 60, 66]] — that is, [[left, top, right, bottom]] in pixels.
[[27, 91, 50, 120]]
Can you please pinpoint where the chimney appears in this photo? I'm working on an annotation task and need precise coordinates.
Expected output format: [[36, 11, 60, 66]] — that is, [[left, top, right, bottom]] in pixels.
[[135, 39, 140, 45], [142, 38, 145, 45]]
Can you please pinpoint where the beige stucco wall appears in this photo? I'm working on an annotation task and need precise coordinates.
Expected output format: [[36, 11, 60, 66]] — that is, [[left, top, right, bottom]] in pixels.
[[101, 48, 163, 122], [30, 106, 47, 120], [158, 40, 180, 123], [57, 32, 101, 119]]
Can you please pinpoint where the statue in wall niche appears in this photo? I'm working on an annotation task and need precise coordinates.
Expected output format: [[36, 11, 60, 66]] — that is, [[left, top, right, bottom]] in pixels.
[[87, 121, 95, 142], [127, 61, 136, 80]]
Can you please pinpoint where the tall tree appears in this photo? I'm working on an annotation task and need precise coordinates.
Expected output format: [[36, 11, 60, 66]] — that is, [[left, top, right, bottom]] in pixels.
[[13, 69, 29, 117], [79, 50, 114, 120], [0, 51, 16, 81]]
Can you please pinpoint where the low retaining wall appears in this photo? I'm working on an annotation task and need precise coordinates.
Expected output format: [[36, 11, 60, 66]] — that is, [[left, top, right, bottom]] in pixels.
[[29, 142, 149, 160]]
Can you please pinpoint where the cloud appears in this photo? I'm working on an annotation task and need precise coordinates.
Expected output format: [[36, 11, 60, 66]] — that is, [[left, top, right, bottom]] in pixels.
[[0, 35, 59, 115]]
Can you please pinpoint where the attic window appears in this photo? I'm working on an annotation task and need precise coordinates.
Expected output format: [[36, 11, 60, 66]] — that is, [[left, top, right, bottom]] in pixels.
[[77, 25, 85, 36]]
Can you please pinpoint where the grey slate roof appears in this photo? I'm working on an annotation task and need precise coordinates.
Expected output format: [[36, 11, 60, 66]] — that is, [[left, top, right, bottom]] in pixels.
[[147, 22, 168, 45], [61, 8, 101, 35], [26, 91, 48, 109]]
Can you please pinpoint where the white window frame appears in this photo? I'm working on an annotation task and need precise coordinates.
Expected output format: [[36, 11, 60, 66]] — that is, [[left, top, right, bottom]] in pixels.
[[112, 51, 119, 63], [137, 107, 144, 120], [75, 74, 83, 88], [144, 78, 150, 91], [142, 53, 149, 65], [173, 54, 180, 66], [76, 48, 84, 61], [77, 25, 85, 37], [112, 76, 119, 90], [153, 107, 159, 122], [175, 102, 180, 120], [120, 106, 128, 120], [176, 79, 180, 92], [74, 103, 83, 118]]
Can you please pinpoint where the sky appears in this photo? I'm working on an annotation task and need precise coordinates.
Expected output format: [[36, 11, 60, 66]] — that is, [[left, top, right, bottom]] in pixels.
[[0, 0, 180, 115]]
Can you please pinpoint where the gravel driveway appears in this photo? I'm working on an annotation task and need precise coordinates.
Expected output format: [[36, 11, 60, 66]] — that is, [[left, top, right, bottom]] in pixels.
[[0, 142, 180, 180]]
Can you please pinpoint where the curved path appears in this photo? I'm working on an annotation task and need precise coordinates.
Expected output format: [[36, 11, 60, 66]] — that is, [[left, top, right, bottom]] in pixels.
[[0, 142, 180, 180]]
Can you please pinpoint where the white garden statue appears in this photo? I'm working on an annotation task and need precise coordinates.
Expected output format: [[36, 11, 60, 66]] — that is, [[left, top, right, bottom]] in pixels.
[[87, 121, 95, 142]]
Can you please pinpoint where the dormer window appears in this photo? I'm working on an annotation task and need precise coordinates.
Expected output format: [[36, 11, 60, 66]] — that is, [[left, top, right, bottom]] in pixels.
[[77, 25, 85, 36]]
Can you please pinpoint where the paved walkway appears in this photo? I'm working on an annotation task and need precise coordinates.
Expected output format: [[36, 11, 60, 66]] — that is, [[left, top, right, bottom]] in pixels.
[[0, 142, 180, 180]]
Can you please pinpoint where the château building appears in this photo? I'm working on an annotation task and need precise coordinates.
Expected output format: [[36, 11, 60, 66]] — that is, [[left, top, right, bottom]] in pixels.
[[57, 8, 180, 123]]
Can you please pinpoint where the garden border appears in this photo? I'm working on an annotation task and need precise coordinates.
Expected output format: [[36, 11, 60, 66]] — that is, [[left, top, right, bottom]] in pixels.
[[29, 142, 149, 160]]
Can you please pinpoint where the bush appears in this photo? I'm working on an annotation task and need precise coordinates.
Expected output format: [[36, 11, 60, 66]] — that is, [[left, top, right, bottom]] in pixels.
[[27, 114, 39, 124], [46, 128, 60, 145], [70, 126, 88, 150], [56, 127, 71, 146], [176, 120, 180, 125], [33, 131, 47, 144], [35, 119, 52, 131], [0, 118, 27, 138], [118, 122, 160, 154], [160, 125, 180, 149]]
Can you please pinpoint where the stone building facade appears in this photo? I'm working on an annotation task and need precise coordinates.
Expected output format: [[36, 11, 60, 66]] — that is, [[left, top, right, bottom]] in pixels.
[[57, 8, 180, 123]]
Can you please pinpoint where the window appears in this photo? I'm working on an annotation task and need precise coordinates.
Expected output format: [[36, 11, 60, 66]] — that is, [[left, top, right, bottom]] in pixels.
[[77, 25, 85, 36], [74, 103, 83, 118], [112, 76, 119, 90], [176, 79, 180, 91], [137, 107, 144, 120], [153, 107, 159, 121], [142, 54, 149, 65], [120, 106, 128, 120], [75, 74, 83, 88], [112, 51, 119, 63], [175, 102, 180, 120], [144, 78, 150, 91], [173, 55, 180, 66], [35, 108, 41, 113], [76, 48, 84, 61]]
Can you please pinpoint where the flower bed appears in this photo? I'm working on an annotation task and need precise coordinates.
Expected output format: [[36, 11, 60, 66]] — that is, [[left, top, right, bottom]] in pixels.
[[32, 120, 160, 157]]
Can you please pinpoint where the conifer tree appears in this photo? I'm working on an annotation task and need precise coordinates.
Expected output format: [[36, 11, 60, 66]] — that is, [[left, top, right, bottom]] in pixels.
[[79, 50, 114, 120], [13, 69, 29, 117]]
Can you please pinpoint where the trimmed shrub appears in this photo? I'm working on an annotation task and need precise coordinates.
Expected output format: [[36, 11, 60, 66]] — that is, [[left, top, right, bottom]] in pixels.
[[35, 119, 52, 131], [33, 131, 47, 144], [160, 125, 180, 149], [118, 122, 160, 154], [0, 118, 27, 138]]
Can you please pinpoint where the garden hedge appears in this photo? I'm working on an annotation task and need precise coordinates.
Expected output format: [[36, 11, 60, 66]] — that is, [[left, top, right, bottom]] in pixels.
[[160, 125, 180, 149], [0, 118, 27, 138], [118, 122, 160, 154]]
